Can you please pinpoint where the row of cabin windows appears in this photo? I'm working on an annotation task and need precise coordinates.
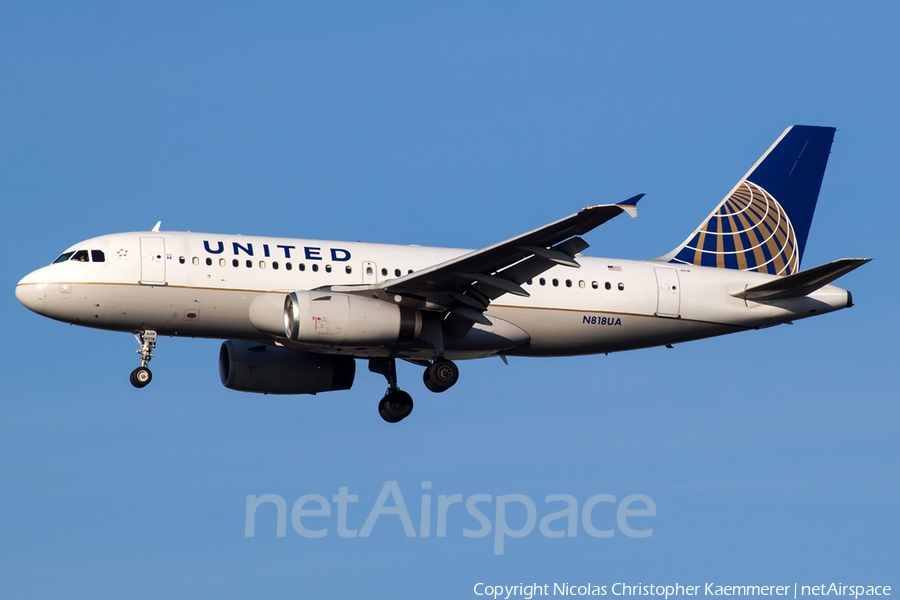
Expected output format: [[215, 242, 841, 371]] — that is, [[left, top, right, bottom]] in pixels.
[[178, 256, 354, 274], [363, 266, 415, 277], [172, 255, 622, 290], [53, 250, 105, 264], [526, 278, 625, 291], [179, 256, 415, 277]]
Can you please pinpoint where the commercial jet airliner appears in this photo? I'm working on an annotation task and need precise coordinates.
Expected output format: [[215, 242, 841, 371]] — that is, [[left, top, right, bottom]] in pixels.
[[16, 126, 868, 422]]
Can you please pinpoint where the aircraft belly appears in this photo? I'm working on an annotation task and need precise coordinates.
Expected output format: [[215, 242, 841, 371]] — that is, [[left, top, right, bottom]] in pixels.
[[489, 306, 738, 357], [443, 317, 530, 352]]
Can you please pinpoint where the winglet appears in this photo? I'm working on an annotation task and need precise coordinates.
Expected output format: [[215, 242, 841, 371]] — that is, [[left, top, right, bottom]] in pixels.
[[151, 221, 162, 232], [616, 193, 644, 218]]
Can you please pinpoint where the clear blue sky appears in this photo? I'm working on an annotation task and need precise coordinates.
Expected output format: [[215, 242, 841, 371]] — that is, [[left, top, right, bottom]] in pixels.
[[2, 2, 897, 598]]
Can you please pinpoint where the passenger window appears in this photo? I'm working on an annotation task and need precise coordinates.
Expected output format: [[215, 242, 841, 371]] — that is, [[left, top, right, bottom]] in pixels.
[[325, 264, 332, 273], [346, 266, 352, 274], [273, 261, 279, 270], [312, 264, 319, 272], [233, 259, 239, 267], [605, 282, 611, 290], [246, 260, 252, 268], [394, 269, 401, 277], [53, 252, 75, 264], [286, 263, 293, 271], [565, 280, 572, 288], [179, 256, 186, 264], [592, 281, 599, 289], [527, 279, 533, 285], [579, 280, 585, 289], [192, 257, 199, 265], [552, 279, 559, 287], [381, 268, 388, 276], [219, 258, 226, 267], [408, 270, 413, 274], [618, 282, 625, 291], [71, 250, 89, 262], [299, 263, 305, 272], [259, 261, 266, 269], [91, 250, 105, 262], [539, 278, 546, 286], [366, 266, 373, 275], [206, 258, 212, 266]]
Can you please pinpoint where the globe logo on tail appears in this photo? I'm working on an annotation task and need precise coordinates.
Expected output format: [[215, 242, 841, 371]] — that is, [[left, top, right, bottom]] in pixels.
[[670, 180, 799, 275]]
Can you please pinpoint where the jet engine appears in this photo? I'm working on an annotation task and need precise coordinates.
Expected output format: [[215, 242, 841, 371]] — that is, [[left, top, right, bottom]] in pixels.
[[219, 340, 355, 394], [282, 291, 421, 346]]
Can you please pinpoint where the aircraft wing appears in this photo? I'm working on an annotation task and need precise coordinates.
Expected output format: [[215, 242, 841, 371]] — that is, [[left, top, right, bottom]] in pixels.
[[373, 195, 642, 330]]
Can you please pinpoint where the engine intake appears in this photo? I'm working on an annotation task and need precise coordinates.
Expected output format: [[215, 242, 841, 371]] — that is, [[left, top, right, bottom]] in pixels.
[[283, 291, 421, 346], [219, 340, 355, 395]]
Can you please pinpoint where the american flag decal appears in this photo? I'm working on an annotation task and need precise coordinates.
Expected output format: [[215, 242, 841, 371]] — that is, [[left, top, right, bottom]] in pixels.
[[607, 265, 622, 271]]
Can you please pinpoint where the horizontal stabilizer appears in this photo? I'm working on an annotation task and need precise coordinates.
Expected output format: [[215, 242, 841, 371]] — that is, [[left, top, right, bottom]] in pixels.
[[731, 258, 871, 301]]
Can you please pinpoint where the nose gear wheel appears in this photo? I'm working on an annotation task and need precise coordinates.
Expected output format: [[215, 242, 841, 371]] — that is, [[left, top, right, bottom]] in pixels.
[[130, 366, 152, 388]]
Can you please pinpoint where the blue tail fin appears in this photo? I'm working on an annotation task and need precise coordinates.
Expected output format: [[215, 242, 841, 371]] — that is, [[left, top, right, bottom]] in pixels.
[[662, 125, 836, 275]]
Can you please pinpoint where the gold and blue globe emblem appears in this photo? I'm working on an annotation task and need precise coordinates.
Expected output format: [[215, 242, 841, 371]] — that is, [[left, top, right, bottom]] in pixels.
[[671, 180, 799, 275]]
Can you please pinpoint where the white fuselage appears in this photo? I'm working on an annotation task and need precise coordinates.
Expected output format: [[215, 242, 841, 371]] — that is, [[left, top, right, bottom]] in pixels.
[[15, 231, 852, 360]]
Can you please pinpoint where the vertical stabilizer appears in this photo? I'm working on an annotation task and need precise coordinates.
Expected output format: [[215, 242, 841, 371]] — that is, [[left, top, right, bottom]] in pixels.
[[661, 125, 836, 275]]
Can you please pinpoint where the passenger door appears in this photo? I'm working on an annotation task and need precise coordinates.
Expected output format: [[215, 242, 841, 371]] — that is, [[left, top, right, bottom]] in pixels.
[[140, 237, 167, 285], [654, 267, 680, 318]]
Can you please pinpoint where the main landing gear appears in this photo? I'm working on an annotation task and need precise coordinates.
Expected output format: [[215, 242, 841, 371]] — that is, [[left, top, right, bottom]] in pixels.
[[369, 356, 460, 423], [370, 357, 413, 423], [130, 330, 157, 388], [423, 359, 459, 393]]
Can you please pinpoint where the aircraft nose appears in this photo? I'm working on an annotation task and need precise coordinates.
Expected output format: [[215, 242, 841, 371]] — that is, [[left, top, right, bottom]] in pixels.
[[16, 271, 47, 314]]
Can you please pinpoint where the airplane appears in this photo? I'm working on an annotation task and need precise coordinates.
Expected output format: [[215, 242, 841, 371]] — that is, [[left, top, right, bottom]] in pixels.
[[16, 125, 869, 423]]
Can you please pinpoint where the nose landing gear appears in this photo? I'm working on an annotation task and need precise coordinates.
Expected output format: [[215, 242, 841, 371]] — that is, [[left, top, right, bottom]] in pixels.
[[130, 330, 157, 388]]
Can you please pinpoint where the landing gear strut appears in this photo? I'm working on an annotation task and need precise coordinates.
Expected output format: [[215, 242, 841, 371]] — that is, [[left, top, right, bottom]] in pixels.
[[369, 357, 413, 423], [423, 359, 459, 393], [130, 330, 157, 388]]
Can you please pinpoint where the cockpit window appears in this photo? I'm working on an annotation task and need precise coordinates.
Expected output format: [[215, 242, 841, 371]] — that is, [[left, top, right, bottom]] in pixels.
[[52, 249, 102, 264]]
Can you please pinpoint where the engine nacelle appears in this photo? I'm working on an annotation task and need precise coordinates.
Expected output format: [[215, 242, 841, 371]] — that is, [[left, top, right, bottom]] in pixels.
[[283, 291, 421, 346], [219, 340, 355, 395]]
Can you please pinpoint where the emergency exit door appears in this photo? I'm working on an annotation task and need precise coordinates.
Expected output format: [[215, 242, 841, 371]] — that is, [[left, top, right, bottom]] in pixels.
[[362, 261, 378, 284]]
